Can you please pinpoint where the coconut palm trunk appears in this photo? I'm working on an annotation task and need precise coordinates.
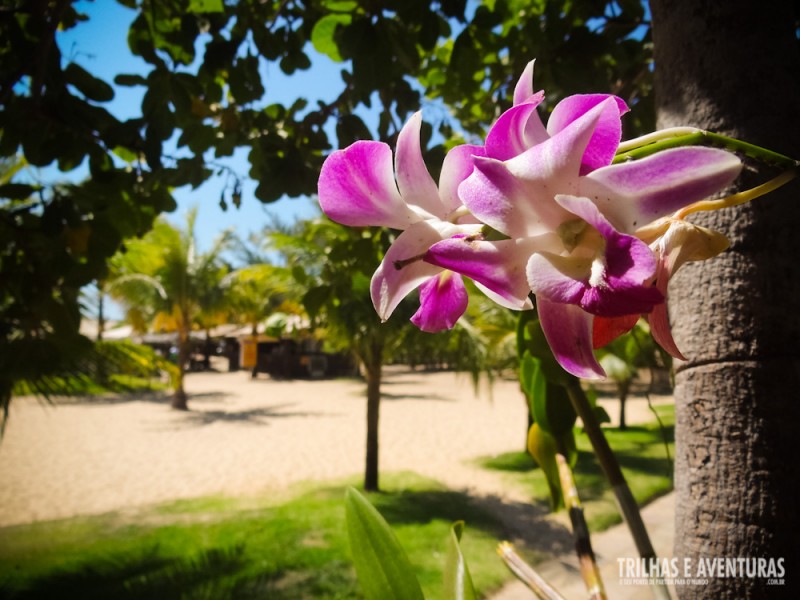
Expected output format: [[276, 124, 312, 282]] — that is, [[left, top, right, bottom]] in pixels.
[[651, 2, 800, 597], [173, 325, 190, 411]]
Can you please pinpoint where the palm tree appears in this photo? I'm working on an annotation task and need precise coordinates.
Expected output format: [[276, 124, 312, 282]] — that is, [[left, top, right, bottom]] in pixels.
[[109, 208, 231, 410]]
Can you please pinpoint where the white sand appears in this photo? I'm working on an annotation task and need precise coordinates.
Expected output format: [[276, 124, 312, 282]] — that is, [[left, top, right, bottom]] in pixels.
[[0, 367, 670, 527]]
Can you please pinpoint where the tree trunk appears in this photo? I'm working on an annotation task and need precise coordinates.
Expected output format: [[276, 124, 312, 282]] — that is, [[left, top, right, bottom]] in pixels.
[[363, 340, 383, 492], [651, 2, 800, 597], [172, 330, 190, 410], [618, 380, 629, 431]]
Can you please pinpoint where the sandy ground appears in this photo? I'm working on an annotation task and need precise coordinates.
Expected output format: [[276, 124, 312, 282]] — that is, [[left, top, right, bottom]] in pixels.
[[0, 367, 671, 527]]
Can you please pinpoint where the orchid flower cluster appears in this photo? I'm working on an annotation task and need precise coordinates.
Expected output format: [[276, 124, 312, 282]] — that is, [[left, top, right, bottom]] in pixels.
[[317, 61, 743, 380]]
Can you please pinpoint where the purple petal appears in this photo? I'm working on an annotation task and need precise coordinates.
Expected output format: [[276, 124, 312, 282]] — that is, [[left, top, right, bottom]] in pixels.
[[396, 112, 447, 219], [547, 94, 629, 174], [438, 143, 485, 216], [528, 195, 663, 317], [410, 271, 468, 332], [485, 97, 548, 161], [513, 60, 536, 106], [459, 100, 615, 238], [537, 298, 606, 380], [318, 141, 419, 229], [425, 235, 554, 310], [370, 221, 451, 321], [579, 147, 742, 233]]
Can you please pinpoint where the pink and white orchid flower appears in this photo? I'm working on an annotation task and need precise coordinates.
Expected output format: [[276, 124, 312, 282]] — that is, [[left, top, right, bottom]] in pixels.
[[431, 63, 742, 378], [317, 59, 744, 381], [318, 112, 533, 333]]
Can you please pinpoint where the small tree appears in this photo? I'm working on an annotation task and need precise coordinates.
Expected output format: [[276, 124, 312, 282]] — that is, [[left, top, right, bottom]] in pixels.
[[110, 209, 231, 409]]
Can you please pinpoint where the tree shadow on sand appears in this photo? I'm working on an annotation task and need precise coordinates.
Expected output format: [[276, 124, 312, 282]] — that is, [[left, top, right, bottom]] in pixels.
[[167, 402, 327, 427]]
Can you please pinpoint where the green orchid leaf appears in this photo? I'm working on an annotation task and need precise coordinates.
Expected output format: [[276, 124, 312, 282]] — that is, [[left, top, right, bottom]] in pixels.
[[532, 382, 577, 437], [519, 352, 544, 418], [345, 488, 425, 600], [443, 521, 477, 600], [527, 423, 561, 509], [527, 424, 577, 510]]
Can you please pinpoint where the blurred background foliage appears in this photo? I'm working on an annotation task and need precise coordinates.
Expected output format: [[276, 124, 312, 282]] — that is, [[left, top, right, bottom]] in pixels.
[[1, 0, 655, 418]]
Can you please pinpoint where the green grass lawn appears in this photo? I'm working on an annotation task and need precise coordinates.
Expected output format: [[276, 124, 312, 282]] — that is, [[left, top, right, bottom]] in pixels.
[[0, 474, 521, 600], [477, 402, 675, 531]]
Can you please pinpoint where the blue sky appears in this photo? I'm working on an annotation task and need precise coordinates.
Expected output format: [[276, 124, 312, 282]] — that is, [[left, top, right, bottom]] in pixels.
[[55, 0, 350, 253]]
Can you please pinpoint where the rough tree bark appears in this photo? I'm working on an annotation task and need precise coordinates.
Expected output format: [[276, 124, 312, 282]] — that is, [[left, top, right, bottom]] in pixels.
[[651, 2, 800, 598]]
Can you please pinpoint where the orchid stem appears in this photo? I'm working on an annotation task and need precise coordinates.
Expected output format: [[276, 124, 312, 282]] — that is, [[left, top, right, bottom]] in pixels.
[[556, 452, 607, 600], [497, 542, 567, 600], [565, 379, 672, 600], [675, 167, 800, 219], [614, 129, 799, 170]]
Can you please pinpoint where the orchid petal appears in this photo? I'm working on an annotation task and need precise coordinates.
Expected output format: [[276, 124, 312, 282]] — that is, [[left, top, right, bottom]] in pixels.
[[319, 141, 419, 229], [528, 195, 663, 317], [460, 100, 615, 238], [438, 143, 485, 216], [485, 95, 547, 161], [593, 314, 640, 349], [646, 220, 729, 360], [425, 235, 550, 309], [547, 94, 629, 174], [513, 60, 536, 106], [370, 221, 457, 321], [649, 302, 686, 361], [410, 271, 469, 332], [396, 112, 447, 219], [579, 147, 742, 233], [537, 298, 605, 380]]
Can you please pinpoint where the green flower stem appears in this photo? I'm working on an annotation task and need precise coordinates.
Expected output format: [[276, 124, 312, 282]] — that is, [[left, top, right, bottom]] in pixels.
[[616, 127, 699, 153], [565, 379, 672, 600], [556, 453, 607, 600], [497, 542, 566, 600], [675, 168, 799, 219], [614, 129, 799, 170]]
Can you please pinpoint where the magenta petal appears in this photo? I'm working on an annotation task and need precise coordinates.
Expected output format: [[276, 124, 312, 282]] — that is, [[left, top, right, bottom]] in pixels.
[[396, 112, 447, 219], [319, 141, 418, 229], [579, 147, 742, 233], [528, 195, 663, 317], [410, 272, 468, 332], [537, 298, 605, 380], [425, 236, 551, 309], [460, 102, 612, 239], [548, 94, 629, 174], [485, 96, 547, 161], [438, 143, 485, 215], [513, 60, 536, 106], [370, 221, 448, 321]]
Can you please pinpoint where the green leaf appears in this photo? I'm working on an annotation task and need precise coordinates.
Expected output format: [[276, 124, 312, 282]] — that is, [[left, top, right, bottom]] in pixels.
[[0, 183, 38, 199], [531, 383, 576, 436], [112, 146, 138, 163], [311, 14, 352, 62], [519, 352, 544, 418], [65, 63, 114, 102], [443, 521, 477, 600], [321, 0, 358, 10], [188, 0, 223, 13], [345, 488, 425, 600], [527, 424, 577, 510], [114, 73, 147, 87], [302, 285, 330, 319]]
